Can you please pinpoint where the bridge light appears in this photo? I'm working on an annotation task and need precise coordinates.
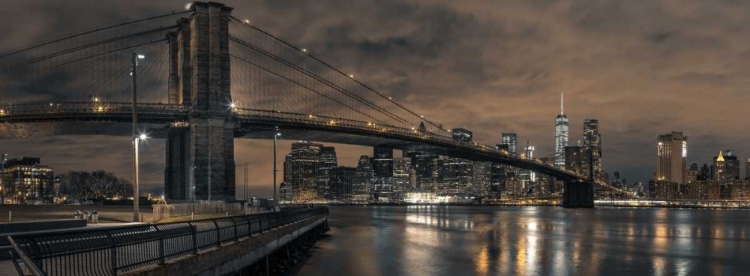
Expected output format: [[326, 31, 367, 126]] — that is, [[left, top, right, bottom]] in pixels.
[[185, 2, 193, 10], [349, 74, 354, 78], [137, 54, 145, 59], [93, 97, 99, 102], [276, 132, 282, 137], [302, 48, 307, 53], [420, 115, 424, 118], [230, 102, 236, 108], [388, 97, 392, 100], [139, 134, 148, 140]]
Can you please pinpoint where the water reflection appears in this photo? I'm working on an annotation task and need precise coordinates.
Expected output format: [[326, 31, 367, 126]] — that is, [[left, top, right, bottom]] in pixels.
[[293, 206, 750, 276]]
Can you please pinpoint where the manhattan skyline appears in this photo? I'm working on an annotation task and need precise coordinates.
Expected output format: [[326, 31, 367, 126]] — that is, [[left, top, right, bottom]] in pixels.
[[1, 0, 749, 197]]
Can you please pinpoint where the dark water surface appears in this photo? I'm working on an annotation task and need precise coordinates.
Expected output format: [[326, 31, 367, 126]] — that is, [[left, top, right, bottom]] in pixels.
[[292, 206, 750, 276]]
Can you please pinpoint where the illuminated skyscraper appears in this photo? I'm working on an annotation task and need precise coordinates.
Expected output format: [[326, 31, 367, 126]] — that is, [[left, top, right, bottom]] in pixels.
[[582, 119, 602, 181], [554, 94, 569, 168], [713, 150, 739, 182], [284, 141, 323, 201], [501, 133, 518, 157], [656, 132, 687, 184]]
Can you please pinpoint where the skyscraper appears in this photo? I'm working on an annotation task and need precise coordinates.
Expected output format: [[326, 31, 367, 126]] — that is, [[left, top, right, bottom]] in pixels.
[[393, 157, 412, 195], [656, 132, 687, 184], [582, 119, 602, 181], [501, 133, 518, 157], [353, 155, 373, 201], [520, 141, 536, 183], [746, 158, 750, 179], [282, 141, 325, 201], [329, 166, 356, 202], [722, 150, 740, 181], [554, 94, 569, 168], [316, 146, 338, 198], [713, 151, 726, 182], [372, 146, 394, 199]]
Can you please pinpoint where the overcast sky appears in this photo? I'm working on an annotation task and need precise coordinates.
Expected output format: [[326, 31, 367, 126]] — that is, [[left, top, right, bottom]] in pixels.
[[1, 0, 749, 197]]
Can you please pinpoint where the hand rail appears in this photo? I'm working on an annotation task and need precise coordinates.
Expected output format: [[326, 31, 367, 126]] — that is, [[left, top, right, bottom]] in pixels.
[[8, 207, 328, 276], [7, 236, 46, 276]]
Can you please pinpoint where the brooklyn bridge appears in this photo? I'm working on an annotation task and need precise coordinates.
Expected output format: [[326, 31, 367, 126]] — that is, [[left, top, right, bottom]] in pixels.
[[0, 2, 631, 207]]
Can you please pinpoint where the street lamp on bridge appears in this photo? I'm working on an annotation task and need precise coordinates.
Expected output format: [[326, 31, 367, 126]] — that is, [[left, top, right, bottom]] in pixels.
[[132, 53, 145, 222], [273, 126, 281, 204]]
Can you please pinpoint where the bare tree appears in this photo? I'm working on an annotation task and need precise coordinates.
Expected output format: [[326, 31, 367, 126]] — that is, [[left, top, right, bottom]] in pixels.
[[58, 171, 132, 201]]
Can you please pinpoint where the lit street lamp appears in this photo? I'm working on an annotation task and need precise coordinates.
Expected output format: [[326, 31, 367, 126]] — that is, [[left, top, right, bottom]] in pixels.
[[131, 53, 145, 222]]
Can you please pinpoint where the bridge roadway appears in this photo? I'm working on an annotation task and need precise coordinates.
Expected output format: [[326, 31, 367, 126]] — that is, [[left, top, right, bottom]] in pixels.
[[0, 102, 629, 194]]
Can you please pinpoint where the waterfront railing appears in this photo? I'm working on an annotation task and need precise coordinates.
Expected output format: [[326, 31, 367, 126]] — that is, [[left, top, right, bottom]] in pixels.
[[8, 207, 328, 276]]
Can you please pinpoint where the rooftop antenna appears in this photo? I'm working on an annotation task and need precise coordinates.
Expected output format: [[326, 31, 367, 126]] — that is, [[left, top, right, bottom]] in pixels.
[[560, 93, 564, 115]]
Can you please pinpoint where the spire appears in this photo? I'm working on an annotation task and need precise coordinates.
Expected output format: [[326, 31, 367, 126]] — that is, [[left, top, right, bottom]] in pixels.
[[560, 93, 564, 115], [717, 150, 725, 162]]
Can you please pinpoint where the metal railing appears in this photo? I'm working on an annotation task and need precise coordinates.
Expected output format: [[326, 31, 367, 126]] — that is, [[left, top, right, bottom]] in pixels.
[[8, 207, 328, 276]]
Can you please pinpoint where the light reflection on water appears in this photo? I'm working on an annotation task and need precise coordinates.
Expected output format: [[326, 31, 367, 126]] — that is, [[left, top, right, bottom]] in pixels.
[[291, 206, 750, 276]]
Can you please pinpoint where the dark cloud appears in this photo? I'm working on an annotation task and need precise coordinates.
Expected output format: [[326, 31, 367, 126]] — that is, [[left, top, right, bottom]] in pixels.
[[2, 0, 750, 197]]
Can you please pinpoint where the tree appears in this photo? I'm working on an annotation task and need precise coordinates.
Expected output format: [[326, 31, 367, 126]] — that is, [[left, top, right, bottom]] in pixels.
[[58, 170, 132, 201]]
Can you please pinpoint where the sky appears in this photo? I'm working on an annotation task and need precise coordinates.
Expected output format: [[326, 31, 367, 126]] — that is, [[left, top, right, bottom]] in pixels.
[[1, 0, 749, 198]]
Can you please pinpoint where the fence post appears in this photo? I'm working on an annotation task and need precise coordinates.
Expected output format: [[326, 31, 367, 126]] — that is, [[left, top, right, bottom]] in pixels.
[[244, 215, 252, 237], [211, 219, 221, 246], [105, 230, 117, 276], [233, 217, 239, 242], [189, 222, 198, 255], [154, 226, 165, 265]]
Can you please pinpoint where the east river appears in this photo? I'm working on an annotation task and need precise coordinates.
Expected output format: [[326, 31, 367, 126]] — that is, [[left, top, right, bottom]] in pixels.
[[291, 205, 750, 276]]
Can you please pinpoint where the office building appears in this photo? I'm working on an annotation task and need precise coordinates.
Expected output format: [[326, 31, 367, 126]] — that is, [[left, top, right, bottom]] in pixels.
[[554, 94, 569, 168], [282, 141, 323, 201], [713, 150, 739, 182], [501, 133, 518, 157], [722, 150, 740, 181], [393, 157, 413, 197], [656, 132, 688, 184], [353, 155, 373, 201], [329, 166, 356, 202], [582, 119, 603, 181], [440, 158, 473, 194], [1, 157, 54, 203], [316, 146, 338, 198]]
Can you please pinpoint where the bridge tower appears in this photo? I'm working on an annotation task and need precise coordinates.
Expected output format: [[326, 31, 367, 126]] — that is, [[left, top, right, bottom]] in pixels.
[[165, 2, 235, 201], [563, 144, 595, 208]]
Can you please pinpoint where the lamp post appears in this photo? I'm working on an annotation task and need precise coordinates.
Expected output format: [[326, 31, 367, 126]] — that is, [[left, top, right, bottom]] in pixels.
[[273, 126, 280, 203], [131, 53, 145, 222]]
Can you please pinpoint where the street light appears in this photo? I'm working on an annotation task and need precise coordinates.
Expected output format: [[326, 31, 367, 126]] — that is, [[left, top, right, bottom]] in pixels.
[[273, 126, 280, 203], [131, 52, 145, 222]]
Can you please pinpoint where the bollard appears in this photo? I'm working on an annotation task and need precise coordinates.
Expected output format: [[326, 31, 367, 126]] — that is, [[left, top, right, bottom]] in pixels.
[[74, 210, 82, 220], [191, 212, 194, 221], [91, 210, 99, 224], [8, 211, 11, 222], [225, 212, 229, 217]]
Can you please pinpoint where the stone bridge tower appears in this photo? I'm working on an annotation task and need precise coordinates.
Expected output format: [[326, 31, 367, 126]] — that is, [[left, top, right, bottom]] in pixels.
[[164, 2, 235, 201]]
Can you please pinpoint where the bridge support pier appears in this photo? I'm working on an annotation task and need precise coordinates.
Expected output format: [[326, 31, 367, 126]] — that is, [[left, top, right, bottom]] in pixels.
[[164, 2, 236, 201], [563, 181, 594, 208]]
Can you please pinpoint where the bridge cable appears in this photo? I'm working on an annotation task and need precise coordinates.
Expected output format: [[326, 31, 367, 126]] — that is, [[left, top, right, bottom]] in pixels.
[[229, 16, 452, 135]]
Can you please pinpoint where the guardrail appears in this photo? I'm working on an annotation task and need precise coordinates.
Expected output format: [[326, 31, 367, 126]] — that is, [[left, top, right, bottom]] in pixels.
[[8, 207, 328, 276]]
